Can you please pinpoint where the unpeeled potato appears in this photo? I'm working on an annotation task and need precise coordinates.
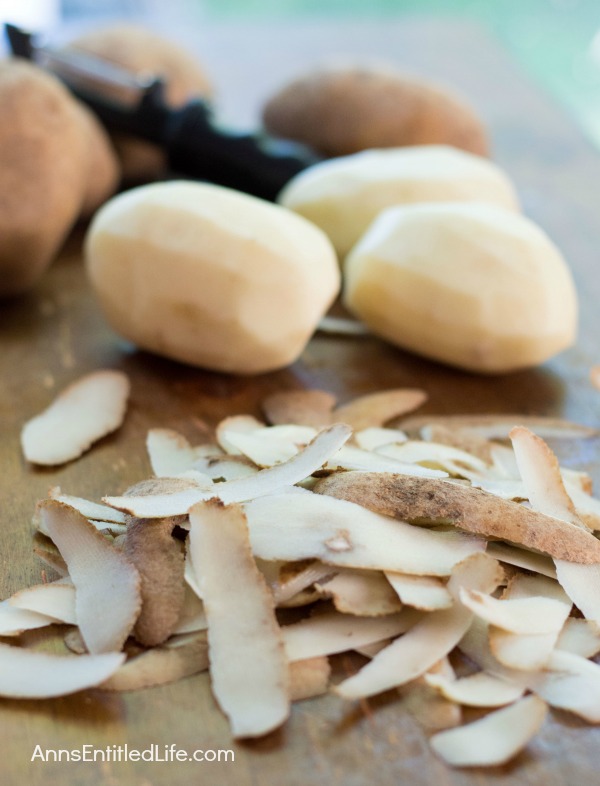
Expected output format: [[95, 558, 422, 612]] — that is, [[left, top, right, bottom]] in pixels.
[[262, 65, 488, 158], [67, 25, 213, 183], [0, 60, 90, 297], [75, 103, 121, 218], [85, 181, 340, 374], [344, 202, 577, 373]]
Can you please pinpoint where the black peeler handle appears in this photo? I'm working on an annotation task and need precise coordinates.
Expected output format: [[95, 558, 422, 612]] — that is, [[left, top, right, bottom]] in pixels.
[[84, 81, 321, 202], [165, 100, 317, 201]]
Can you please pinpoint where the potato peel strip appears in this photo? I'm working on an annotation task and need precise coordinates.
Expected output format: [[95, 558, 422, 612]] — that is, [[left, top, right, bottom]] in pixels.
[[425, 671, 525, 707], [262, 389, 336, 428], [0, 601, 57, 636], [509, 426, 585, 529], [100, 632, 209, 692], [146, 428, 216, 478], [556, 618, 600, 658], [489, 573, 571, 671], [289, 657, 331, 701], [400, 414, 597, 440], [385, 572, 452, 611], [333, 389, 427, 431], [104, 424, 352, 517], [281, 611, 417, 661], [335, 553, 503, 698], [509, 427, 600, 625], [9, 581, 77, 625], [460, 619, 600, 722], [39, 500, 141, 654], [21, 370, 130, 465], [315, 472, 600, 563], [429, 695, 548, 767], [244, 491, 485, 575], [0, 645, 124, 698], [316, 569, 402, 616], [188, 500, 289, 738], [458, 589, 570, 634], [124, 517, 186, 647]]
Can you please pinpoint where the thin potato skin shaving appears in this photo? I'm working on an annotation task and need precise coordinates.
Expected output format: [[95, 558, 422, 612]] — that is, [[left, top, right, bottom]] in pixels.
[[8, 580, 77, 625], [316, 569, 403, 616], [425, 671, 525, 707], [509, 427, 600, 625], [244, 490, 485, 575], [21, 369, 130, 465], [429, 695, 548, 767], [399, 414, 597, 439], [0, 645, 124, 698], [509, 426, 585, 529], [39, 499, 141, 654], [281, 611, 416, 661], [104, 423, 352, 517], [460, 618, 600, 723], [385, 572, 452, 611], [333, 388, 427, 431], [262, 389, 336, 427], [0, 601, 58, 636], [288, 657, 331, 701], [100, 632, 209, 692], [188, 500, 290, 738], [124, 517, 186, 647], [315, 472, 600, 563], [334, 553, 503, 698]]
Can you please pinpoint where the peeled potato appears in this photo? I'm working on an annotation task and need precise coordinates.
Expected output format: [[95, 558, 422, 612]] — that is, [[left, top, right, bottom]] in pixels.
[[85, 181, 340, 374], [343, 202, 577, 373], [262, 65, 489, 158], [67, 25, 213, 183], [278, 146, 519, 258], [0, 60, 88, 297]]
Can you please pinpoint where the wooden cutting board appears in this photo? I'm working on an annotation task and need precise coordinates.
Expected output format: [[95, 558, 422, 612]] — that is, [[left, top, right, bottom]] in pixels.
[[1, 17, 599, 786]]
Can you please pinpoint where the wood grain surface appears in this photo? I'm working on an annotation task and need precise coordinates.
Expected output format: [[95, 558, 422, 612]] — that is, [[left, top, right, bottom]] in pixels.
[[1, 17, 600, 786]]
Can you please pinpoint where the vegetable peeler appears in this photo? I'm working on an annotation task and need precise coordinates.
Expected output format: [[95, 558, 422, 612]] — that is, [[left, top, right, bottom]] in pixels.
[[4, 23, 319, 201]]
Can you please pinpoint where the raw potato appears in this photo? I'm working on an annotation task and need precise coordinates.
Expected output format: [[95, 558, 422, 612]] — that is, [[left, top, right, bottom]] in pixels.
[[85, 181, 340, 373], [67, 25, 212, 183], [278, 145, 518, 257], [0, 59, 88, 296], [75, 103, 121, 218], [344, 203, 577, 373], [262, 65, 489, 158]]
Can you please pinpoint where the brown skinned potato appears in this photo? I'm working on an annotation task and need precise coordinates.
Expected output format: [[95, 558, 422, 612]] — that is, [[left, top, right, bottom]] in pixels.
[[262, 64, 489, 158], [75, 103, 121, 218], [66, 25, 213, 182], [0, 60, 89, 297]]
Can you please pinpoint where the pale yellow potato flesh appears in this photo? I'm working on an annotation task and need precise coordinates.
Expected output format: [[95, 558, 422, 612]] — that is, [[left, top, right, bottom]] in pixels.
[[343, 202, 577, 373], [85, 181, 340, 374], [278, 145, 519, 257]]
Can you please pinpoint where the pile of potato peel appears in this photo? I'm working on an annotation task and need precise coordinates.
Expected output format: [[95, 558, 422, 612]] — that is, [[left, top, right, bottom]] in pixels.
[[8, 376, 600, 768]]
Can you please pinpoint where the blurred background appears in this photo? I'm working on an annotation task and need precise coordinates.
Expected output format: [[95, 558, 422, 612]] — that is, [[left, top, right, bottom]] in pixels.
[[2, 0, 600, 144]]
